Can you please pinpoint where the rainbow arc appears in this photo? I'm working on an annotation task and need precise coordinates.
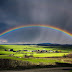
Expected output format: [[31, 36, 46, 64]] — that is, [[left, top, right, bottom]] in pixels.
[[0, 24, 72, 37]]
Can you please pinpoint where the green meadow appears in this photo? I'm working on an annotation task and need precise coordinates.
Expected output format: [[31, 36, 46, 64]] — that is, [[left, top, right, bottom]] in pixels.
[[0, 45, 72, 64]]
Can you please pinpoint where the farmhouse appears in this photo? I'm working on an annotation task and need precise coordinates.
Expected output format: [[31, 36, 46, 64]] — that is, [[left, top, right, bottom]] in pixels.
[[32, 50, 37, 52], [49, 50, 53, 53], [13, 51, 16, 52], [27, 50, 32, 52], [35, 50, 48, 53], [8, 49, 10, 51], [16, 51, 19, 52], [23, 50, 28, 51], [8, 49, 13, 51]]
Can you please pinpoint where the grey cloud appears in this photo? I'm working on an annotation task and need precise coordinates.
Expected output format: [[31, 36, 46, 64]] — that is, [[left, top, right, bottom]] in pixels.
[[0, 23, 10, 33], [2, 27, 41, 43], [0, 0, 72, 44]]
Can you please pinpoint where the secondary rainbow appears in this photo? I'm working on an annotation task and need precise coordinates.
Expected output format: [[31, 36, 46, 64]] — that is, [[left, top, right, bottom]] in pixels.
[[0, 24, 72, 37]]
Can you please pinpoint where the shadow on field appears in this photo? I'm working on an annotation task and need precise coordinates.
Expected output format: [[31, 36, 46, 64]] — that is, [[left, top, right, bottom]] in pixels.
[[0, 59, 72, 70], [0, 46, 6, 50], [55, 62, 72, 67]]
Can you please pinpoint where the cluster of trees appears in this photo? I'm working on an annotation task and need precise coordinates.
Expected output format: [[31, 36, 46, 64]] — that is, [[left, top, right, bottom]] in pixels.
[[0, 59, 33, 69], [63, 53, 72, 58]]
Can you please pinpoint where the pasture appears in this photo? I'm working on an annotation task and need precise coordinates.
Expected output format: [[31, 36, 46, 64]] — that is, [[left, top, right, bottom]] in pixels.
[[0, 45, 72, 65]]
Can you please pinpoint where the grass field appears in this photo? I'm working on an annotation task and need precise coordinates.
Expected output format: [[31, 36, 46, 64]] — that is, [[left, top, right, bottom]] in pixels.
[[0, 45, 72, 51], [0, 45, 70, 57], [0, 55, 60, 64], [0, 45, 72, 56], [0, 45, 72, 65]]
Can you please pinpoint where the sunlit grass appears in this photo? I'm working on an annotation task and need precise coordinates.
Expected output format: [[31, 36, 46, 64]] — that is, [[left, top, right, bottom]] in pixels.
[[33, 53, 68, 57], [0, 51, 15, 55], [0, 45, 72, 64], [0, 55, 61, 64]]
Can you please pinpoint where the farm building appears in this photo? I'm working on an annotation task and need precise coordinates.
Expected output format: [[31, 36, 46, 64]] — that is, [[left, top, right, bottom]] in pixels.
[[8, 49, 10, 51], [49, 50, 54, 53], [23, 50, 28, 51], [13, 51, 16, 52], [10, 49, 13, 51], [8, 49, 13, 51]]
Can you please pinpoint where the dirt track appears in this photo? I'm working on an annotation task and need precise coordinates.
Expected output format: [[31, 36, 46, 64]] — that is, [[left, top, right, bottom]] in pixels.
[[0, 67, 72, 72]]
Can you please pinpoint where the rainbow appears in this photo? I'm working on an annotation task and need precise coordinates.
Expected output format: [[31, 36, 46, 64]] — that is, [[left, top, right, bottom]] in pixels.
[[0, 24, 72, 37]]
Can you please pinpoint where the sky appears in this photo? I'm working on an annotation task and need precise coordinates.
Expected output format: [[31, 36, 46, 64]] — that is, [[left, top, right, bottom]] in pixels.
[[0, 0, 72, 44]]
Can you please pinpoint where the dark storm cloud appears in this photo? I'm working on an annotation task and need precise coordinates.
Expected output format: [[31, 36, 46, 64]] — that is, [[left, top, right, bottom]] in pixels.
[[0, 0, 33, 26], [0, 0, 72, 31], [0, 23, 10, 33], [0, 0, 72, 44], [2, 27, 41, 43], [0, 0, 18, 16]]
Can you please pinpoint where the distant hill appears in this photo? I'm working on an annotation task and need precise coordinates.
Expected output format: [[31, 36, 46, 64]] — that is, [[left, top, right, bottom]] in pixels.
[[37, 43, 52, 44], [37, 43, 51, 45], [0, 43, 72, 46]]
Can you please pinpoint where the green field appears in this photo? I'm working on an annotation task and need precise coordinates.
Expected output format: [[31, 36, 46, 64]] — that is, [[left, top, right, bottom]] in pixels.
[[0, 45, 72, 64], [0, 45, 71, 57]]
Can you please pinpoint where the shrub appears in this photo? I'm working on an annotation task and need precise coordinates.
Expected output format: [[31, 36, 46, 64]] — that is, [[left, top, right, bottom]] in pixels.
[[55, 50, 59, 53], [63, 54, 67, 58], [9, 54, 14, 57], [5, 49, 7, 51], [24, 54, 33, 58], [29, 55, 33, 57], [0, 59, 32, 69], [66, 54, 72, 58], [39, 62, 45, 66], [59, 50, 61, 53]]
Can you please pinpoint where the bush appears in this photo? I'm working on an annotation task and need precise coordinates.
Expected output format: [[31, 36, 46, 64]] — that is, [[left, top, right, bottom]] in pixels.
[[63, 54, 67, 58], [39, 62, 45, 66], [0, 59, 32, 69], [29, 55, 33, 57], [24, 54, 33, 58], [66, 54, 72, 58], [55, 50, 59, 53]]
